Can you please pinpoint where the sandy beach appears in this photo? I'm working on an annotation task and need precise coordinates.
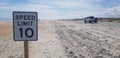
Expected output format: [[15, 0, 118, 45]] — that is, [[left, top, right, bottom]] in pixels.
[[0, 20, 120, 58]]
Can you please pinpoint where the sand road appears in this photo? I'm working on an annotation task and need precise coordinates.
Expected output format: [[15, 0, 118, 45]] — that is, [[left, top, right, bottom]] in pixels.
[[29, 21, 67, 58], [55, 21, 120, 58], [0, 21, 120, 58]]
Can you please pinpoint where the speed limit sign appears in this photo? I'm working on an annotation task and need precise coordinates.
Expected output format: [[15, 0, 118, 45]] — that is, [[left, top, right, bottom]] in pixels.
[[13, 11, 38, 41]]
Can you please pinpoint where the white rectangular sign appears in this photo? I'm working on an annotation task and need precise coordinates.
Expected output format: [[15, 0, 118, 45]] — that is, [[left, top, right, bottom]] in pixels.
[[13, 11, 38, 41]]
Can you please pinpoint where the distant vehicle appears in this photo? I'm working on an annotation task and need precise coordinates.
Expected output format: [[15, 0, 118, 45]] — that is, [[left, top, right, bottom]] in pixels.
[[84, 16, 97, 23]]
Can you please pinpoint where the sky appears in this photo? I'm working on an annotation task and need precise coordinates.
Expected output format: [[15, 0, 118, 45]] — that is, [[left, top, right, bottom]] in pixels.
[[0, 0, 120, 20]]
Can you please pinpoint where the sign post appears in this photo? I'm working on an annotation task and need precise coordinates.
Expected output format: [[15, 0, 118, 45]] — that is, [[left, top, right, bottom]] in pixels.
[[24, 41, 29, 58], [13, 11, 38, 58]]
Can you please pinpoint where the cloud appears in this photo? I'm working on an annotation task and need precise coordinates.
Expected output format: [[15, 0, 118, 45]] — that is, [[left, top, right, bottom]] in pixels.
[[0, 0, 119, 19], [99, 5, 120, 18]]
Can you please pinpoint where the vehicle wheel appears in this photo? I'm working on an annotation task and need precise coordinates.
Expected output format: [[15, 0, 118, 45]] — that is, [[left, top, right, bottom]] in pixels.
[[89, 21, 91, 23], [84, 20, 86, 23], [95, 20, 97, 23]]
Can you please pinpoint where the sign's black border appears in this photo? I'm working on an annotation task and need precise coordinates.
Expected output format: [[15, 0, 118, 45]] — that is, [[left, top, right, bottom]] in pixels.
[[13, 11, 38, 41]]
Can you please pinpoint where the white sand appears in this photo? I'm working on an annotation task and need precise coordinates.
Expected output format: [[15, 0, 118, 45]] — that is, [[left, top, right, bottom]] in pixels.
[[29, 21, 67, 58], [0, 20, 120, 58]]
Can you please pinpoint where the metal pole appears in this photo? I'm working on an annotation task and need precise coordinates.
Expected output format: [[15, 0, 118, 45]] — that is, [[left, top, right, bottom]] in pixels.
[[24, 41, 29, 58]]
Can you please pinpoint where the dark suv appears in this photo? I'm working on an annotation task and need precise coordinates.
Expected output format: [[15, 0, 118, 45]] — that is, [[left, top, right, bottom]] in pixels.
[[84, 16, 97, 23]]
